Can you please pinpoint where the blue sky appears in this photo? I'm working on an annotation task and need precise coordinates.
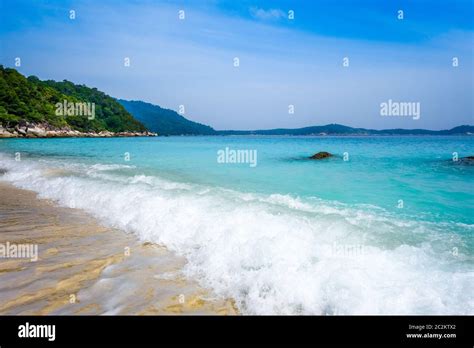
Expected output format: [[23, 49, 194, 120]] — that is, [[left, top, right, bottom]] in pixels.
[[0, 0, 473, 130]]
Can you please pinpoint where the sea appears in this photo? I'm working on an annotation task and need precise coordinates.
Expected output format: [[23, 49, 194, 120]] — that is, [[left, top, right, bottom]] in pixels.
[[0, 135, 473, 314]]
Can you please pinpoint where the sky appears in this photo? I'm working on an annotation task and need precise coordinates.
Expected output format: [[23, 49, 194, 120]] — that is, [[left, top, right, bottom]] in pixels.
[[0, 0, 473, 130]]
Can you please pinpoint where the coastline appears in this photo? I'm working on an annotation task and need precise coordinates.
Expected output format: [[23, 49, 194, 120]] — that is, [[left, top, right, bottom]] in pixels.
[[1, 122, 472, 139], [0, 123, 157, 138], [0, 181, 237, 315]]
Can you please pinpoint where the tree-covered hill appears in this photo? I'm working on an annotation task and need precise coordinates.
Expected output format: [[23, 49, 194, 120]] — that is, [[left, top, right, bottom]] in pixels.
[[0, 66, 147, 133], [119, 99, 216, 136]]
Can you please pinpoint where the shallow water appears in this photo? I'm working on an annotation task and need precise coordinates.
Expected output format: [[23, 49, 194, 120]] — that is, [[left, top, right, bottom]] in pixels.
[[0, 136, 473, 314], [0, 183, 236, 315]]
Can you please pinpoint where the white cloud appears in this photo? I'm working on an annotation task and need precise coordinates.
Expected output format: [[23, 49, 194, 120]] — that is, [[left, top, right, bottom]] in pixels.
[[250, 7, 286, 21]]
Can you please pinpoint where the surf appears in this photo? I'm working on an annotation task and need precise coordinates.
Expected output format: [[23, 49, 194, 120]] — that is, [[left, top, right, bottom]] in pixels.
[[1, 151, 472, 315]]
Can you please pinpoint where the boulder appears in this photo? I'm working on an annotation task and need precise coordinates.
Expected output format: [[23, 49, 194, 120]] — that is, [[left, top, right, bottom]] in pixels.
[[16, 126, 27, 135], [457, 156, 474, 165], [98, 131, 113, 137], [309, 151, 333, 160], [26, 125, 47, 137], [46, 130, 60, 137], [0, 125, 16, 138]]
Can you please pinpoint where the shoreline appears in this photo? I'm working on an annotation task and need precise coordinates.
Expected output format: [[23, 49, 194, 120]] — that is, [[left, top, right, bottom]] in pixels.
[[0, 123, 157, 138], [2, 123, 472, 139], [0, 181, 237, 315]]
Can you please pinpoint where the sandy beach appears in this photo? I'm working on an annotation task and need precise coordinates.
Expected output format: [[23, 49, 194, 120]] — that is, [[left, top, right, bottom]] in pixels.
[[0, 181, 237, 315]]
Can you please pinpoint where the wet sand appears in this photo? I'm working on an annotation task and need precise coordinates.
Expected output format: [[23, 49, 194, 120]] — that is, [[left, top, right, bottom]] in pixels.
[[0, 181, 237, 315]]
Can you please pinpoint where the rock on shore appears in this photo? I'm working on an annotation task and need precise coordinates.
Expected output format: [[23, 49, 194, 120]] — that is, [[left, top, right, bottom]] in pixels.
[[0, 122, 157, 138]]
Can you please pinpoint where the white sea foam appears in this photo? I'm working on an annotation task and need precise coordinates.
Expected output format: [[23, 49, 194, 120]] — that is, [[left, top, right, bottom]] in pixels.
[[1, 153, 472, 314]]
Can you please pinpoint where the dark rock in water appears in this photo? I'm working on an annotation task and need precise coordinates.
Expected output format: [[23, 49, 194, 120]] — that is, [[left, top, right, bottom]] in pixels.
[[456, 156, 474, 165], [0, 168, 7, 175], [309, 151, 333, 160]]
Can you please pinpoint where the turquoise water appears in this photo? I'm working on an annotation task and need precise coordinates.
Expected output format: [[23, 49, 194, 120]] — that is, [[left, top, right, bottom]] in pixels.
[[2, 136, 473, 223], [1, 136, 473, 314]]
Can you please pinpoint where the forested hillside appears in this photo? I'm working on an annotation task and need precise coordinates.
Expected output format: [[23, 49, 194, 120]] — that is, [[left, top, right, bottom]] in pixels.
[[0, 66, 147, 133], [119, 99, 216, 135]]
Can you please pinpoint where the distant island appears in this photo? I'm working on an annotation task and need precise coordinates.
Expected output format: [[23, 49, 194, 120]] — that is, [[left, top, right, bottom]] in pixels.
[[1, 66, 472, 138], [118, 99, 473, 137], [216, 124, 474, 136]]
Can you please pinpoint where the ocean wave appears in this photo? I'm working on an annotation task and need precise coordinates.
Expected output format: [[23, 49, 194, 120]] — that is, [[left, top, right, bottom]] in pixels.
[[0, 153, 472, 314]]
